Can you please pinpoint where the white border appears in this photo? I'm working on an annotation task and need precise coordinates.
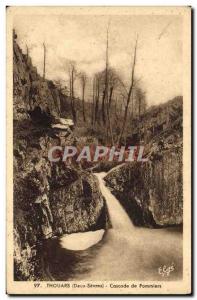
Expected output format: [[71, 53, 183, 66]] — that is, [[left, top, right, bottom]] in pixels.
[[1, 1, 195, 299]]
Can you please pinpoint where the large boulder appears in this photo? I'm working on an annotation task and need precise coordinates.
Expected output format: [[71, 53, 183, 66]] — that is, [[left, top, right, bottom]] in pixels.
[[50, 172, 109, 233], [13, 122, 109, 280]]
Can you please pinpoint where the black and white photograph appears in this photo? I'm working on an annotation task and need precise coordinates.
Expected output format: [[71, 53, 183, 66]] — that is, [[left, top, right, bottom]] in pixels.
[[6, 6, 191, 295]]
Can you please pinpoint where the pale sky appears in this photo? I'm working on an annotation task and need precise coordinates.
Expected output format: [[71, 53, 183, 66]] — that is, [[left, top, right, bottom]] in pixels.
[[14, 13, 183, 106]]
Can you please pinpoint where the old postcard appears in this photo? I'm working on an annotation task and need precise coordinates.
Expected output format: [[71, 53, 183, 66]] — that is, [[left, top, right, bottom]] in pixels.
[[6, 6, 191, 295]]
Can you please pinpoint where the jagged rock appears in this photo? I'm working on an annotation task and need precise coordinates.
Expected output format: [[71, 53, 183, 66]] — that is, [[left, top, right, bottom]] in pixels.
[[126, 96, 183, 147], [13, 33, 109, 281], [14, 127, 109, 279], [106, 97, 183, 228], [13, 119, 108, 280], [13, 37, 70, 122], [50, 172, 109, 233], [105, 147, 183, 227]]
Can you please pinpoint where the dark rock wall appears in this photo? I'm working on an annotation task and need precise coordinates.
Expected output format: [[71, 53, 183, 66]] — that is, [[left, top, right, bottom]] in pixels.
[[13, 33, 70, 122], [126, 96, 183, 148], [50, 173, 108, 234], [105, 148, 182, 227], [13, 35, 108, 280], [13, 123, 109, 280], [105, 96, 183, 228]]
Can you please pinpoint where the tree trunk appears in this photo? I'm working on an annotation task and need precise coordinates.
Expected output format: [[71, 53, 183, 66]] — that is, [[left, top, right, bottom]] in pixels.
[[95, 78, 100, 123], [101, 89, 106, 125], [109, 86, 113, 109], [105, 25, 114, 145], [91, 77, 95, 126], [139, 97, 141, 120], [118, 36, 138, 145], [43, 43, 46, 80], [82, 83, 86, 122], [26, 44, 29, 59], [71, 68, 76, 123], [131, 91, 134, 119]]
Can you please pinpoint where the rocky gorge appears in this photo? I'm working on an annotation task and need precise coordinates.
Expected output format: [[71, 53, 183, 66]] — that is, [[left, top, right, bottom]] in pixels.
[[13, 32, 109, 280], [13, 30, 183, 281]]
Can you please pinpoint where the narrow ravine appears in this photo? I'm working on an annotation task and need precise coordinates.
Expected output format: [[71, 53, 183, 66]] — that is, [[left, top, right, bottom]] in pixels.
[[43, 171, 183, 281]]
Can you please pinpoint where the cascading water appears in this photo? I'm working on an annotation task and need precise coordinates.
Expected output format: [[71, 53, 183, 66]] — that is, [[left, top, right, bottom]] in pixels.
[[94, 172, 134, 230], [43, 171, 183, 281]]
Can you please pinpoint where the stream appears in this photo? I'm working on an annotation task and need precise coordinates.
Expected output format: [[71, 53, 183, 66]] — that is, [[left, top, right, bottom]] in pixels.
[[42, 172, 183, 281]]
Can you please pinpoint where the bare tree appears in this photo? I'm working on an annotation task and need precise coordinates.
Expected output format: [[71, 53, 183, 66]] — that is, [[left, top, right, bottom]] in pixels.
[[101, 88, 106, 125], [107, 68, 123, 110], [92, 65, 126, 140], [79, 72, 87, 122], [93, 74, 99, 124], [67, 60, 77, 123], [43, 43, 46, 79], [91, 76, 96, 126], [93, 72, 103, 124], [104, 24, 114, 145], [26, 44, 29, 59], [135, 86, 147, 119], [118, 36, 138, 145]]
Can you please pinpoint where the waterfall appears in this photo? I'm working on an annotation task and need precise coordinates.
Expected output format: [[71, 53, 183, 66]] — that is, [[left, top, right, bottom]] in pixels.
[[46, 172, 182, 281], [59, 171, 133, 252], [94, 172, 134, 231]]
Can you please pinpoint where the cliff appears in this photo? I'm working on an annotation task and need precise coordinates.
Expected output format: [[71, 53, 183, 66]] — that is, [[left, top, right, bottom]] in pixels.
[[13, 31, 72, 123], [13, 34, 109, 280], [105, 97, 183, 228]]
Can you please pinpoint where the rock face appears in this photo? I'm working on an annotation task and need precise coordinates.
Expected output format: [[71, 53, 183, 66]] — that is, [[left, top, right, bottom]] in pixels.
[[126, 96, 183, 147], [105, 151, 182, 227], [13, 122, 109, 280], [50, 173, 108, 233], [13, 31, 71, 122], [105, 97, 183, 228], [13, 34, 109, 280]]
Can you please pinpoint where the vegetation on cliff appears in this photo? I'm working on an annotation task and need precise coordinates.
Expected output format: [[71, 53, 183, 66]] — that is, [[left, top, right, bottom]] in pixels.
[[105, 96, 183, 227]]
